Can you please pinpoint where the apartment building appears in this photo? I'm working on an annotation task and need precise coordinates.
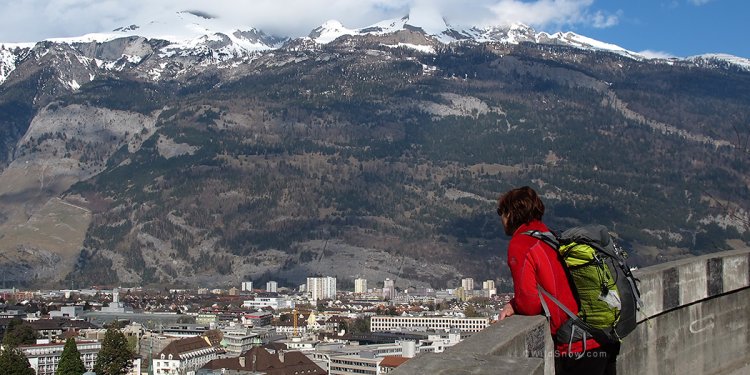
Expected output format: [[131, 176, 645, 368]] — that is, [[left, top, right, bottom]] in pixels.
[[370, 316, 490, 333], [20, 340, 100, 375], [355, 278, 368, 294], [306, 277, 337, 301], [153, 336, 221, 375]]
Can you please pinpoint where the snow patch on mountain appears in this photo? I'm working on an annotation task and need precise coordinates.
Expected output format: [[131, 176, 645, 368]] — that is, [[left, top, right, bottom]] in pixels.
[[0, 43, 33, 85], [383, 43, 435, 54], [537, 31, 643, 60], [466, 23, 537, 44], [688, 54, 750, 71], [309, 20, 356, 44]]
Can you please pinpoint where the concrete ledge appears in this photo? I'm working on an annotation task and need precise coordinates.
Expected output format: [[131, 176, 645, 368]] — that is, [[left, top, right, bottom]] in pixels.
[[391, 352, 545, 375], [619, 286, 750, 375], [390, 315, 554, 375]]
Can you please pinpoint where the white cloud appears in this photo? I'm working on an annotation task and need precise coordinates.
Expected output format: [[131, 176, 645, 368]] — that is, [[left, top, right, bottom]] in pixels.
[[0, 0, 619, 42], [485, 0, 591, 27], [639, 50, 677, 59], [591, 10, 620, 28], [482, 0, 619, 30], [688, 0, 713, 5]]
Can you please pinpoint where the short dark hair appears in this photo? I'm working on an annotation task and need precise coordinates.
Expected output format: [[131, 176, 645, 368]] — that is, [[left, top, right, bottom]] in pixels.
[[497, 186, 545, 235]]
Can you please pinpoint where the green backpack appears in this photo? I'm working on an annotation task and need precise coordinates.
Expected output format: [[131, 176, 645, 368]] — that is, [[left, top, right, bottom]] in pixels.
[[525, 225, 643, 350]]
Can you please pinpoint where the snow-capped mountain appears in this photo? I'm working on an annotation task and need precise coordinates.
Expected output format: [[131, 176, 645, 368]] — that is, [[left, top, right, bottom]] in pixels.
[[44, 11, 286, 59], [49, 11, 285, 52], [307, 16, 644, 61], [1, 10, 749, 90], [304, 16, 750, 70]]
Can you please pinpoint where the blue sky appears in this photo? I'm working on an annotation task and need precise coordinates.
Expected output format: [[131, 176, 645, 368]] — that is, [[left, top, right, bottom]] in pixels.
[[0, 0, 746, 58], [573, 0, 748, 58]]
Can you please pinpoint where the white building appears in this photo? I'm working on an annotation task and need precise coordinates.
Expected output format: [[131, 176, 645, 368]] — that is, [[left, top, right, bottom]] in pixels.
[[49, 305, 84, 319], [242, 296, 295, 310], [311, 341, 416, 375], [307, 277, 337, 301], [419, 330, 462, 353], [161, 325, 211, 338], [382, 278, 395, 300], [220, 327, 261, 356], [20, 340, 101, 375], [370, 316, 490, 333], [330, 356, 382, 375], [241, 281, 253, 292], [482, 280, 497, 297], [153, 336, 220, 375], [461, 278, 475, 291], [355, 278, 368, 294], [101, 288, 133, 314], [266, 281, 278, 293], [274, 322, 308, 337]]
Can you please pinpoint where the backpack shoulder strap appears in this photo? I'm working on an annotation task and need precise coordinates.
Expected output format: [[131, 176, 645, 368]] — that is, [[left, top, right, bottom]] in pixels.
[[523, 229, 583, 316], [522, 230, 560, 250]]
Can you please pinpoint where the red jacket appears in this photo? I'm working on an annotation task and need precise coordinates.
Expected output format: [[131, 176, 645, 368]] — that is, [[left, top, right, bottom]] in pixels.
[[506, 220, 599, 353]]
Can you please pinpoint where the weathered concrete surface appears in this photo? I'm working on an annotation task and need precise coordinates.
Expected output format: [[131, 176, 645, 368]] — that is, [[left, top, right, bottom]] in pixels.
[[618, 249, 750, 375], [390, 315, 553, 375], [631, 249, 750, 320], [619, 287, 750, 375], [390, 352, 544, 375], [390, 248, 750, 374]]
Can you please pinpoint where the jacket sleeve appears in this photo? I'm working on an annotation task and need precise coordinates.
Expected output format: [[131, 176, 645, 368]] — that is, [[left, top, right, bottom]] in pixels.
[[508, 241, 543, 315]]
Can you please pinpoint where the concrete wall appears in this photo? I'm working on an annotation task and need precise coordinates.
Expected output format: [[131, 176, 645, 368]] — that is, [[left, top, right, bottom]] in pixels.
[[389, 248, 750, 375], [390, 314, 552, 375], [619, 249, 750, 375]]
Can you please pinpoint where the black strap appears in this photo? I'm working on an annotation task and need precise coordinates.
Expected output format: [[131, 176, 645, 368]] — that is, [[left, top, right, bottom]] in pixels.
[[539, 286, 620, 344], [523, 230, 582, 309]]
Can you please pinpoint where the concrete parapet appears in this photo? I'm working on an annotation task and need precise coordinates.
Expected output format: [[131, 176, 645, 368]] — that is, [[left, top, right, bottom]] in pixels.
[[632, 249, 750, 321], [620, 248, 750, 375], [390, 315, 552, 375], [389, 248, 750, 375]]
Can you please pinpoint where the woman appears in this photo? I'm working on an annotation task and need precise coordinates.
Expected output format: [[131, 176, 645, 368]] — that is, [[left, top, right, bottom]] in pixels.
[[497, 186, 618, 374]]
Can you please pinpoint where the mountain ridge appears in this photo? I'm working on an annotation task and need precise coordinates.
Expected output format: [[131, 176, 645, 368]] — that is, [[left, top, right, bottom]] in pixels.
[[3, 12, 750, 84]]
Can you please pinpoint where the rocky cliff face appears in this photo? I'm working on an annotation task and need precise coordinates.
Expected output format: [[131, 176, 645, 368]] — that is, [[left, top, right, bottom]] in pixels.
[[0, 24, 749, 289]]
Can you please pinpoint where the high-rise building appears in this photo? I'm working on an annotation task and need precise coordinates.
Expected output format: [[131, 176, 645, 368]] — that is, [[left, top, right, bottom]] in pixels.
[[242, 281, 253, 292], [266, 281, 278, 293], [383, 278, 396, 300], [307, 276, 337, 301], [355, 278, 367, 294], [482, 280, 497, 297], [456, 286, 467, 301], [461, 278, 475, 291]]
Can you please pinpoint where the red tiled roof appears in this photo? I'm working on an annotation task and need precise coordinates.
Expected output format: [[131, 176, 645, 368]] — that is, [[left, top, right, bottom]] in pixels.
[[380, 356, 410, 368], [201, 347, 325, 375], [157, 336, 214, 360]]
